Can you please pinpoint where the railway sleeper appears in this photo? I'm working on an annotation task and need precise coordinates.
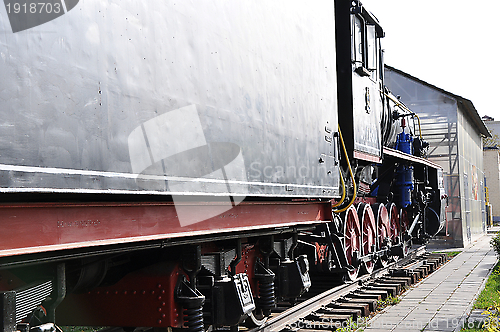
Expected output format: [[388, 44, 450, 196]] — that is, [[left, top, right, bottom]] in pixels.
[[327, 302, 370, 317], [379, 276, 412, 287], [389, 269, 420, 283], [339, 297, 377, 312], [363, 285, 398, 297], [423, 253, 448, 264], [316, 307, 362, 321], [422, 261, 436, 273], [413, 266, 429, 277], [295, 318, 350, 331], [430, 256, 445, 265], [368, 282, 401, 294], [347, 293, 382, 301], [355, 289, 389, 300], [423, 259, 442, 272], [406, 268, 424, 279], [304, 312, 352, 322]]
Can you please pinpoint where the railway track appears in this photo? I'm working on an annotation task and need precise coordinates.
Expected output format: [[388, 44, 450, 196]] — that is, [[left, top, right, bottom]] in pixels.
[[248, 246, 448, 332]]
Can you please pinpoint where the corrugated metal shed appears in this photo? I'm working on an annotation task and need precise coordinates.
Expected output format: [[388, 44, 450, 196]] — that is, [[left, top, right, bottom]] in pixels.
[[385, 65, 489, 247], [386, 65, 490, 138]]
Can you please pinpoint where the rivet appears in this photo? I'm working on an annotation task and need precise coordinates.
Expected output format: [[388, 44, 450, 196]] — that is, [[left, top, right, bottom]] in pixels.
[[157, 283, 162, 288], [158, 319, 162, 324], [158, 296, 162, 300], [133, 291, 137, 295], [161, 290, 165, 294], [151, 290, 155, 295], [161, 313, 166, 318], [162, 302, 166, 306], [123, 291, 128, 295], [105, 291, 109, 295], [114, 290, 119, 295], [142, 291, 146, 295], [158, 308, 162, 312]]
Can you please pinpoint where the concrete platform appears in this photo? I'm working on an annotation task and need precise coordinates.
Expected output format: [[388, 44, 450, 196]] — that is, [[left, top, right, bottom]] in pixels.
[[361, 230, 498, 332]]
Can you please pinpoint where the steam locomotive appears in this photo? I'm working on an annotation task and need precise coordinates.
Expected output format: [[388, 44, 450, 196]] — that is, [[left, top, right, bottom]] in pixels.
[[0, 0, 445, 331]]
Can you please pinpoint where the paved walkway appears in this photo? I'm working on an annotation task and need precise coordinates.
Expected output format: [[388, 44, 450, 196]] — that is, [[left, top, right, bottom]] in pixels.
[[362, 231, 498, 332]]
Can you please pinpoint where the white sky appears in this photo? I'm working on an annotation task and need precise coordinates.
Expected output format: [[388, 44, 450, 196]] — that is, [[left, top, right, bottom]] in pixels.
[[358, 0, 500, 120]]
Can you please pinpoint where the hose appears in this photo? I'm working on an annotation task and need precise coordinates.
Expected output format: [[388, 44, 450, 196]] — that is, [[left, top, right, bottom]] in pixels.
[[333, 126, 357, 213]]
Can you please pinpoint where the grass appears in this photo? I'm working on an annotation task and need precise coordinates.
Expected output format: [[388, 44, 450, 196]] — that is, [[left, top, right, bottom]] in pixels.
[[377, 295, 401, 308], [432, 250, 462, 259], [458, 259, 500, 331], [473, 261, 500, 309]]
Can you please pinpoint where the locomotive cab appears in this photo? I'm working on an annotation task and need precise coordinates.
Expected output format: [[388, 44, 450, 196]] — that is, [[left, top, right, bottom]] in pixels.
[[336, 0, 386, 164], [322, 0, 446, 278]]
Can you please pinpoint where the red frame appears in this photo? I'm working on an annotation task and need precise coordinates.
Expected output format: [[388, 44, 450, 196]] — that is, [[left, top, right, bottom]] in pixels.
[[0, 200, 332, 257], [57, 263, 186, 327]]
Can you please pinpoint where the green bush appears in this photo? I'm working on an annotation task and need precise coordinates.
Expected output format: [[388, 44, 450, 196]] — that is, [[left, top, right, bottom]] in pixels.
[[491, 232, 500, 258], [482, 296, 500, 332]]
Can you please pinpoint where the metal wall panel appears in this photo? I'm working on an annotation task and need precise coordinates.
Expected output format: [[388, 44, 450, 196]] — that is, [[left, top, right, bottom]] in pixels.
[[0, 0, 339, 198], [457, 110, 486, 243]]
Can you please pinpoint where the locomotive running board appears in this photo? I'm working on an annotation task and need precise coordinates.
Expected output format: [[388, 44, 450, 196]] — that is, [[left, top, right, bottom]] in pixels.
[[383, 147, 442, 169]]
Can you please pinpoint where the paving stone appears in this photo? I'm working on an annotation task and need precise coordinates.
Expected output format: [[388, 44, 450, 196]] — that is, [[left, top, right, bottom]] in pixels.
[[396, 320, 428, 330], [424, 317, 465, 331]]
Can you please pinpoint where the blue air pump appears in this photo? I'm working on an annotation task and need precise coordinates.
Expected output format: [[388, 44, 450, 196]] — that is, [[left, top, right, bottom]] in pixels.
[[395, 119, 414, 208]]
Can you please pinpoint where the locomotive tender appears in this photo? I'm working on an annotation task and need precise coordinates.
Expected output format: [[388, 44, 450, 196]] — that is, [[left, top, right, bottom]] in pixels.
[[0, 0, 446, 331]]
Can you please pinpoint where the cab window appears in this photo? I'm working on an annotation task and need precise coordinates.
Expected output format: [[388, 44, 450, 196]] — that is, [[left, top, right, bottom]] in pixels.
[[351, 15, 378, 79]]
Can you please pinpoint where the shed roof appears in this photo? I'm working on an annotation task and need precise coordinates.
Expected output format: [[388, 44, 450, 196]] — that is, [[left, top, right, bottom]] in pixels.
[[385, 65, 491, 138]]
